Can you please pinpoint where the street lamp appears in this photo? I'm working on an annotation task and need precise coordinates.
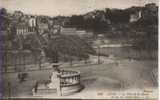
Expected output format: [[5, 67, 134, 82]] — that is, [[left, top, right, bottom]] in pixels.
[[97, 45, 101, 64], [95, 39, 101, 64]]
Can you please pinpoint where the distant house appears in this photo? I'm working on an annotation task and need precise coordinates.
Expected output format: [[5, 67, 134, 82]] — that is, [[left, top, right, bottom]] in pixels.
[[20, 15, 30, 23], [13, 11, 23, 19], [60, 27, 93, 37], [51, 24, 61, 34], [83, 12, 96, 20], [38, 23, 49, 34], [48, 19, 54, 26], [129, 11, 142, 22], [76, 30, 93, 37], [62, 18, 70, 26], [76, 30, 86, 36], [16, 23, 36, 37], [16, 23, 28, 35], [60, 27, 77, 35], [141, 3, 158, 21], [28, 16, 37, 32], [145, 3, 158, 12]]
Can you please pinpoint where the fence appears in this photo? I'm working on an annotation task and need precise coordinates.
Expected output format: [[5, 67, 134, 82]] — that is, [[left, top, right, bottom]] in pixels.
[[1, 50, 46, 72], [32, 69, 82, 96], [1, 50, 100, 73]]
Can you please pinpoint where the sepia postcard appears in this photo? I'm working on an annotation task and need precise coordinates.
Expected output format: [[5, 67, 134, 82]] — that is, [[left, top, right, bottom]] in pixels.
[[0, 0, 158, 99]]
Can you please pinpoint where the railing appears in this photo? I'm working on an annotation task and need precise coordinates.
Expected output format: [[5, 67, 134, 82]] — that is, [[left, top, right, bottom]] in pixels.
[[60, 70, 80, 87], [1, 50, 46, 73], [32, 69, 82, 96]]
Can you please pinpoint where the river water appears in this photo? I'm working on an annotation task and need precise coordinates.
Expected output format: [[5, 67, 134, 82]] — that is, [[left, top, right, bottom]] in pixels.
[[96, 46, 157, 60]]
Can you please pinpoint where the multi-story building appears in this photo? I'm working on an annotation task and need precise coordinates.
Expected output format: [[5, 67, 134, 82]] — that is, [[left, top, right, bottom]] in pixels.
[[16, 23, 36, 37], [16, 16, 37, 36], [28, 16, 37, 31]]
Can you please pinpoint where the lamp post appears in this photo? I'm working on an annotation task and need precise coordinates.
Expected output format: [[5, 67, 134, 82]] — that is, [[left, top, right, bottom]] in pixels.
[[97, 45, 101, 64], [95, 39, 101, 64]]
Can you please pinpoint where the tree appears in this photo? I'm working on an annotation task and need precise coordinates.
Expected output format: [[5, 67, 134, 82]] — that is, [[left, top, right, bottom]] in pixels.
[[106, 9, 130, 23], [132, 3, 158, 52], [0, 8, 7, 15], [0, 8, 10, 30], [43, 34, 96, 64], [69, 15, 84, 29]]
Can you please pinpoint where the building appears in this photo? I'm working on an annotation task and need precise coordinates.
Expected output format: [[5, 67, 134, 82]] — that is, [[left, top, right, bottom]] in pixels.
[[16, 26, 35, 37], [76, 30, 93, 37], [28, 16, 36, 27], [28, 16, 37, 32], [60, 27, 77, 35], [13, 11, 23, 19], [83, 12, 96, 20], [62, 17, 70, 26], [51, 24, 61, 34], [38, 23, 49, 34], [60, 27, 93, 37], [16, 22, 36, 37], [16, 25, 28, 36], [145, 3, 158, 12], [129, 11, 142, 22]]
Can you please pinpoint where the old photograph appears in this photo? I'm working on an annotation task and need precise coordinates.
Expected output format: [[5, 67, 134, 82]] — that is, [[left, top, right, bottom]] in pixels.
[[0, 0, 158, 99]]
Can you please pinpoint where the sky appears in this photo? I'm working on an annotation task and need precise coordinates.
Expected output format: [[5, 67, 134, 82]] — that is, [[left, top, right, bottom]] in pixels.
[[0, 0, 158, 16]]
